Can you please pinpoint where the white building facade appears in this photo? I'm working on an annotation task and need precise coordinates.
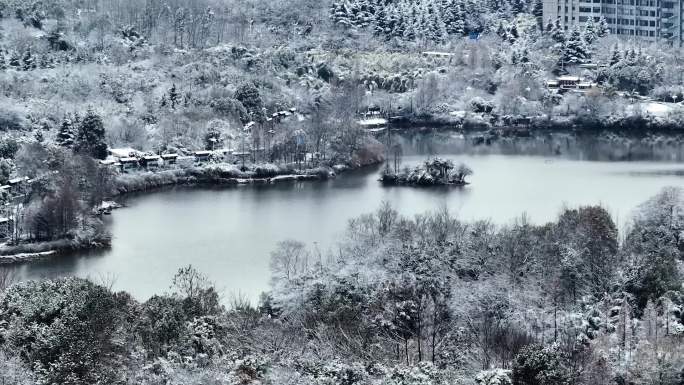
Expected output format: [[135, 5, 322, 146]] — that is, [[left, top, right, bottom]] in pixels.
[[543, 0, 683, 45]]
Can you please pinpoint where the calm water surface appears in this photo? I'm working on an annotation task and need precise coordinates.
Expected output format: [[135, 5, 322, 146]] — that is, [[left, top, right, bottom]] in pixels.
[[10, 133, 684, 301]]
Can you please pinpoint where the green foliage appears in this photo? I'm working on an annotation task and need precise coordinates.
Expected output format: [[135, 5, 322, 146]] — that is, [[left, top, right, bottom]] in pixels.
[[512, 344, 571, 385], [234, 82, 265, 123], [75, 109, 108, 159], [0, 278, 128, 385], [56, 115, 76, 148], [0, 138, 19, 158], [0, 158, 13, 185]]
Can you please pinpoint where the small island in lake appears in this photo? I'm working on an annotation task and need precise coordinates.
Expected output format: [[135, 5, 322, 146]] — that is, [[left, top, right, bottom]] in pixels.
[[380, 158, 473, 187]]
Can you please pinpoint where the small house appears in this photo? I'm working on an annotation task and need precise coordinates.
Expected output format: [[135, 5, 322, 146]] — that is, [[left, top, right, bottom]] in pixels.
[[162, 154, 179, 165], [557, 76, 581, 90], [119, 157, 139, 172], [99, 159, 120, 170], [141, 155, 162, 169], [194, 151, 212, 163], [8, 177, 29, 186], [177, 156, 195, 168]]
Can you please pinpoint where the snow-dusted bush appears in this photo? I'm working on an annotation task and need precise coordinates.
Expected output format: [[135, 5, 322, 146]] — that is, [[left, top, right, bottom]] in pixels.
[[475, 369, 512, 385]]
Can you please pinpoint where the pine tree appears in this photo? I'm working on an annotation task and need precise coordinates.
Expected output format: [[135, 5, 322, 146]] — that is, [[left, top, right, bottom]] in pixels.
[[583, 17, 598, 45], [0, 50, 6, 71], [56, 115, 76, 148], [392, 9, 406, 39], [402, 9, 417, 41], [355, 0, 374, 28], [331, 0, 353, 28], [75, 108, 108, 159], [551, 18, 566, 43], [561, 25, 589, 65], [445, 0, 465, 35], [511, 0, 526, 14], [426, 1, 447, 43], [496, 22, 506, 38], [545, 18, 554, 34], [597, 16, 609, 37], [509, 24, 519, 42], [169, 84, 179, 109], [533, 0, 544, 30], [22, 48, 35, 71], [8, 51, 20, 69], [373, 6, 388, 35], [609, 44, 621, 66]]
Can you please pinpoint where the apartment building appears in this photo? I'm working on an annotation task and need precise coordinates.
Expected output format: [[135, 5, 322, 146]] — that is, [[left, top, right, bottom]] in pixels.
[[543, 0, 683, 45]]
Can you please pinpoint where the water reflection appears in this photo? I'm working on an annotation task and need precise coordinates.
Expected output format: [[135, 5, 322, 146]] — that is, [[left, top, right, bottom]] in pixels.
[[5, 132, 684, 302]]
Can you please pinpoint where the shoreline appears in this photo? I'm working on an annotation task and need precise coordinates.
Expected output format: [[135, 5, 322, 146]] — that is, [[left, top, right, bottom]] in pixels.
[[0, 162, 376, 265], [3, 122, 684, 266], [387, 113, 684, 138], [0, 236, 112, 265]]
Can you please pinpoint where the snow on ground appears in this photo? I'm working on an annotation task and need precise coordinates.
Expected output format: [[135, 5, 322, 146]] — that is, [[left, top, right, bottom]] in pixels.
[[626, 101, 681, 118], [644, 102, 675, 117]]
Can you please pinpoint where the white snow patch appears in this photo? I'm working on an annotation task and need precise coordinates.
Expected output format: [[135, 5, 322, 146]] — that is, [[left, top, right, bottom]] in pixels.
[[358, 118, 388, 126]]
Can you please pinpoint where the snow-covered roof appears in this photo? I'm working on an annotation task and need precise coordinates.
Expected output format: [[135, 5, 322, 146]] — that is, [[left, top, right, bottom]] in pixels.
[[109, 148, 140, 158], [8, 177, 29, 185], [161, 153, 179, 158], [120, 157, 139, 163], [557, 76, 581, 82], [143, 155, 162, 161], [194, 151, 212, 156]]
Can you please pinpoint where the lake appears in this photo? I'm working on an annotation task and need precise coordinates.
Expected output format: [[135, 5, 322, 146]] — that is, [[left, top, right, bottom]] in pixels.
[[8, 132, 684, 301]]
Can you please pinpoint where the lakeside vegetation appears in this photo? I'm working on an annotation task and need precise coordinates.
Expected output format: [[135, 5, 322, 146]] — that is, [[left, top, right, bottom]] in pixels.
[[0, 0, 682, 383], [0, 0, 683, 252], [0, 188, 682, 385], [380, 157, 473, 186]]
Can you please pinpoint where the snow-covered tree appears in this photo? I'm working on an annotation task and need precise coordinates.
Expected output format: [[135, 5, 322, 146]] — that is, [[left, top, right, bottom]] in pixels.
[[558, 25, 588, 69], [169, 83, 180, 109], [583, 17, 598, 45], [550, 18, 566, 43], [56, 115, 76, 148], [597, 15, 609, 37], [75, 108, 108, 159]]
